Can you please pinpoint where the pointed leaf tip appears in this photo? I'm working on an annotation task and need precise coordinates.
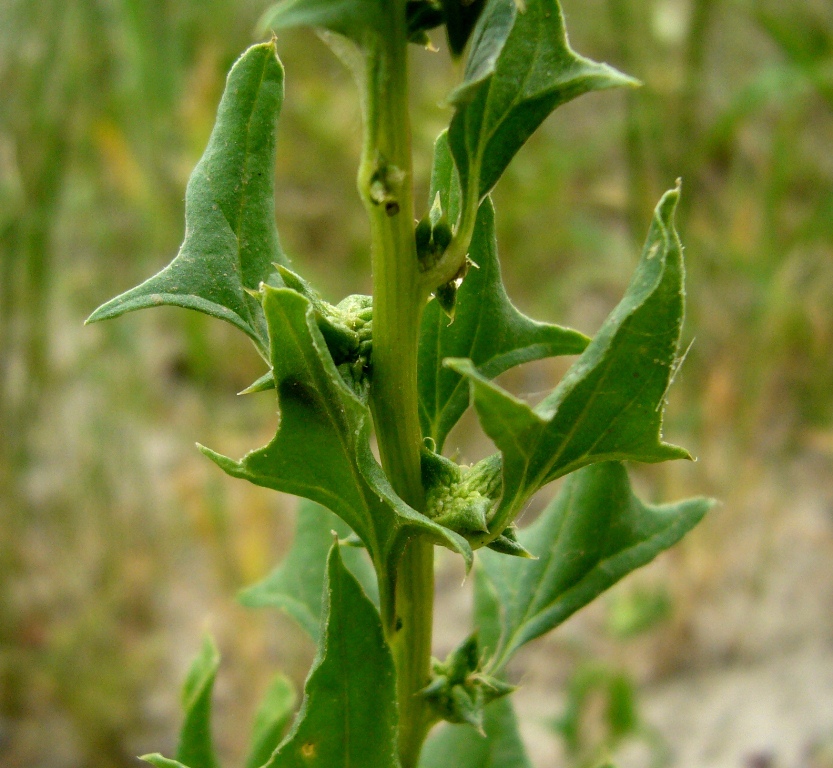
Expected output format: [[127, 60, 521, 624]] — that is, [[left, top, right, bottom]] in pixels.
[[419, 183, 587, 450], [450, 188, 693, 539], [86, 41, 287, 353], [261, 542, 398, 768], [449, 0, 640, 203]]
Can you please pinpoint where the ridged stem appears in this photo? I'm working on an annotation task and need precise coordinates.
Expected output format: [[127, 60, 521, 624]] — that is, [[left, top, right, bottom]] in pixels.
[[357, 8, 434, 767]]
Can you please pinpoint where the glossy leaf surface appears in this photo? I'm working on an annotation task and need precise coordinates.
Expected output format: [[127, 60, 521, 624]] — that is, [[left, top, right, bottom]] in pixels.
[[264, 545, 398, 768], [245, 674, 297, 768], [200, 286, 471, 614], [420, 698, 532, 768], [238, 499, 378, 640], [448, 0, 636, 205], [418, 194, 588, 449], [87, 42, 287, 356], [481, 462, 713, 668], [447, 188, 691, 537]]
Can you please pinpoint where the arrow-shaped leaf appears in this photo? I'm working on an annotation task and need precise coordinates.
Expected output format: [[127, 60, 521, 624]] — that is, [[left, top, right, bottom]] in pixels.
[[200, 286, 471, 621], [238, 498, 378, 641], [263, 544, 399, 768], [448, 0, 637, 207], [418, 154, 588, 449], [87, 42, 287, 356], [481, 462, 713, 669], [447, 187, 691, 538]]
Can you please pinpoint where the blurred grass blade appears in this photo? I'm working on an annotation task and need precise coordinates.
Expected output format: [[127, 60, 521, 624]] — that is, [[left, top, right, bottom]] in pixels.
[[245, 674, 297, 768], [176, 635, 221, 768], [86, 42, 288, 356]]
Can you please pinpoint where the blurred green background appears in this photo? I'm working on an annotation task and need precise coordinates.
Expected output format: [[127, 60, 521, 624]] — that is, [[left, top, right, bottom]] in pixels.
[[2, 0, 832, 766]]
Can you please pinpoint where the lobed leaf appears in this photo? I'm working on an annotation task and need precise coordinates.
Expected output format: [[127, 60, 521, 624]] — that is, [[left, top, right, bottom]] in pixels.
[[447, 187, 691, 538], [245, 674, 297, 768], [87, 42, 287, 356], [263, 544, 398, 768], [420, 697, 532, 768], [200, 286, 471, 619], [418, 183, 588, 450], [238, 498, 378, 641], [448, 0, 637, 208], [178, 636, 221, 768], [480, 462, 713, 669]]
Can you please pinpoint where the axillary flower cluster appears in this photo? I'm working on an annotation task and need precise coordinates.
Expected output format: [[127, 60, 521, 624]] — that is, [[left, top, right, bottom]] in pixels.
[[87, 2, 712, 767]]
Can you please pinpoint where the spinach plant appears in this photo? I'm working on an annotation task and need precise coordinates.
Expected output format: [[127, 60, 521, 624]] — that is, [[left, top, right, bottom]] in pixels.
[[88, 1, 713, 766]]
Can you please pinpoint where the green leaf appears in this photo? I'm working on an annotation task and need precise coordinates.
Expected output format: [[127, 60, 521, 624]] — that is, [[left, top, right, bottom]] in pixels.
[[418, 190, 588, 450], [200, 286, 471, 620], [448, 0, 637, 205], [420, 697, 532, 768], [141, 756, 191, 768], [86, 42, 287, 356], [245, 674, 297, 768], [447, 187, 692, 537], [263, 544, 398, 768], [473, 561, 503, 661], [428, 130, 462, 229], [238, 498, 378, 641], [420, 568, 525, 761], [177, 636, 221, 768], [260, 0, 388, 46], [481, 462, 713, 668]]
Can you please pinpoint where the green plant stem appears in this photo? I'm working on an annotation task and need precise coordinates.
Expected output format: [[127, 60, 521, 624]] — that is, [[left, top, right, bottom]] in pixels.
[[358, 9, 434, 768]]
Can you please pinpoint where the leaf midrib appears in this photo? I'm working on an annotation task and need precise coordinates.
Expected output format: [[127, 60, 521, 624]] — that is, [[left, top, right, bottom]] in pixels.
[[207, 48, 273, 333], [274, 296, 378, 552]]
